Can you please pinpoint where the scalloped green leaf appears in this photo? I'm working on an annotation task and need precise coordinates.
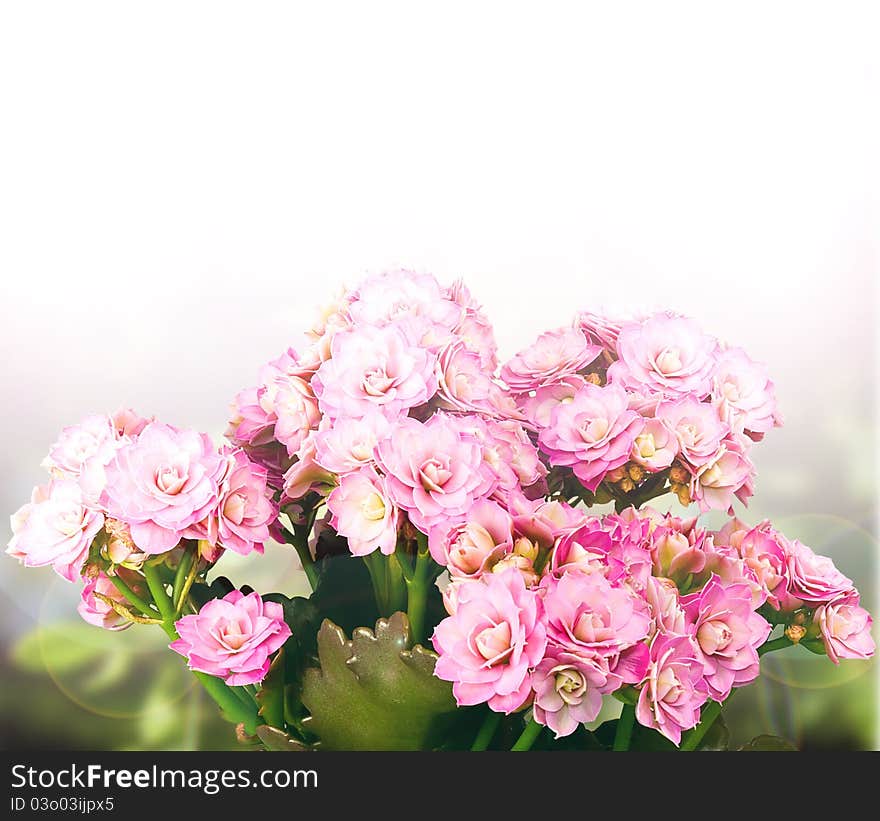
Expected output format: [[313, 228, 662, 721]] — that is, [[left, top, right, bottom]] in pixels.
[[255, 725, 312, 751], [300, 611, 457, 750], [739, 734, 798, 751]]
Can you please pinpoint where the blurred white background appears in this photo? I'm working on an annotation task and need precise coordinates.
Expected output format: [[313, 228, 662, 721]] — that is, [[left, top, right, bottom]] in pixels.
[[0, 1, 876, 748]]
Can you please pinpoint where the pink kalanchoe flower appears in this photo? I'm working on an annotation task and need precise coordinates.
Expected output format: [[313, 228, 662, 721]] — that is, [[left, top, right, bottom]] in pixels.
[[473, 417, 547, 497], [326, 467, 399, 557], [608, 313, 719, 401], [814, 594, 875, 664], [433, 569, 547, 713], [682, 575, 771, 701], [785, 540, 854, 606], [549, 518, 613, 578], [542, 571, 652, 660], [646, 576, 689, 638], [111, 407, 152, 438], [170, 590, 291, 686], [434, 340, 495, 414], [6, 480, 103, 582], [447, 280, 499, 370], [78, 570, 143, 631], [101, 422, 225, 555], [538, 382, 643, 492], [520, 375, 588, 429], [573, 310, 623, 356], [428, 498, 514, 578], [41, 414, 123, 503], [185, 449, 275, 556], [636, 634, 709, 745], [712, 347, 783, 441], [689, 440, 755, 513], [501, 327, 601, 392], [272, 375, 321, 457], [721, 520, 791, 610], [312, 412, 390, 475], [281, 433, 337, 502], [656, 397, 729, 468], [531, 650, 612, 738], [375, 414, 496, 532], [630, 417, 679, 471], [312, 323, 439, 421]]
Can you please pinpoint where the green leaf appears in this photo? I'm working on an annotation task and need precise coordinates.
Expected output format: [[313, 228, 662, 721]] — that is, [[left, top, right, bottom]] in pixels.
[[255, 725, 312, 751], [300, 611, 458, 750], [739, 734, 798, 751], [695, 714, 730, 751], [308, 554, 379, 634], [256, 648, 286, 729]]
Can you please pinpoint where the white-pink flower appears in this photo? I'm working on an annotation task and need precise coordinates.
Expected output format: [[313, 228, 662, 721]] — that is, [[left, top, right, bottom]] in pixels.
[[712, 347, 782, 440], [657, 396, 729, 468], [272, 375, 321, 457], [531, 650, 611, 738], [501, 327, 601, 392], [428, 499, 514, 578], [313, 412, 390, 475], [630, 417, 679, 471], [689, 440, 754, 513], [326, 466, 399, 556], [312, 323, 438, 421], [814, 594, 875, 664]]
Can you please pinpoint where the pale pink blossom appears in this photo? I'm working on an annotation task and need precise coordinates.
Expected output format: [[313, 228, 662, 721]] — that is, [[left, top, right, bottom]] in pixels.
[[111, 407, 152, 438], [573, 311, 623, 355], [510, 496, 585, 551], [312, 323, 438, 420], [656, 397, 729, 468], [646, 576, 689, 637], [6, 480, 103, 582], [312, 412, 390, 475], [375, 414, 496, 532], [501, 327, 601, 392], [636, 634, 708, 745], [520, 375, 587, 428], [712, 347, 782, 440], [326, 467, 399, 556], [538, 383, 642, 491], [170, 590, 291, 686], [630, 417, 679, 471], [814, 594, 875, 664], [723, 520, 791, 610], [689, 440, 755, 513], [78, 570, 143, 631], [428, 499, 514, 578], [786, 540, 854, 606], [101, 423, 224, 554], [432, 569, 547, 713], [272, 376, 321, 457], [531, 650, 611, 737], [447, 280, 498, 369], [682, 575, 771, 700], [473, 418, 547, 495], [42, 414, 123, 502], [281, 433, 337, 502], [434, 340, 494, 413], [608, 313, 718, 400]]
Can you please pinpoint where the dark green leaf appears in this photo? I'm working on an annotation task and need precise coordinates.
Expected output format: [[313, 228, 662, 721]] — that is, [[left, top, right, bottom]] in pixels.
[[255, 725, 312, 751], [256, 649, 286, 729], [739, 734, 798, 751]]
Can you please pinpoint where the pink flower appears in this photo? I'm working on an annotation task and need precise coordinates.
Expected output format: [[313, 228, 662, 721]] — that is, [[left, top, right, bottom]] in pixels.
[[549, 518, 613, 578], [636, 634, 708, 745], [656, 397, 729, 468], [473, 418, 547, 495], [519, 375, 587, 428], [814, 594, 875, 664], [574, 311, 623, 355], [376, 414, 495, 532], [447, 280, 499, 369], [111, 407, 152, 438], [712, 347, 782, 440], [434, 340, 495, 413], [42, 414, 123, 502], [6, 480, 103, 582], [432, 569, 547, 713], [651, 525, 709, 588], [101, 423, 224, 554], [542, 572, 652, 660], [78, 570, 143, 631], [313, 412, 390, 475], [682, 575, 771, 700], [724, 521, 791, 610], [538, 383, 642, 491], [510, 495, 585, 550], [646, 576, 689, 637], [326, 467, 399, 556], [630, 417, 679, 471], [428, 499, 514, 578], [689, 440, 755, 513], [608, 313, 718, 400], [786, 540, 854, 606], [281, 433, 337, 502], [185, 449, 275, 556], [272, 375, 321, 457], [170, 590, 291, 686], [501, 327, 601, 392], [531, 650, 611, 737], [312, 323, 439, 421]]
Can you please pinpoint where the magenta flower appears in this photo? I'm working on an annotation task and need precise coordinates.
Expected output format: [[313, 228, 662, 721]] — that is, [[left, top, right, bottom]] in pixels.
[[656, 397, 728, 468], [646, 576, 689, 637], [376, 414, 495, 532], [531, 650, 611, 737], [630, 417, 679, 471], [185, 449, 275, 556], [712, 347, 783, 440], [549, 518, 613, 578], [101, 423, 224, 554], [682, 575, 771, 701], [814, 594, 875, 664], [170, 590, 291, 686], [326, 466, 399, 557], [6, 480, 103, 582], [785, 540, 854, 606], [608, 313, 718, 400], [636, 634, 709, 745], [432, 569, 547, 713], [428, 498, 514, 578], [542, 572, 652, 661], [538, 382, 642, 491], [501, 326, 601, 392], [312, 323, 438, 421]]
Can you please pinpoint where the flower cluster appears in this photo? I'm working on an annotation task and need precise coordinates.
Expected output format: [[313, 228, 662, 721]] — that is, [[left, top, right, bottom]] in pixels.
[[431, 505, 873, 744]]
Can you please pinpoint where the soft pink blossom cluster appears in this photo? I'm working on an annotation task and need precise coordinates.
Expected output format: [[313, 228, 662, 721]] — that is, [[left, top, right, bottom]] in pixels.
[[431, 503, 873, 744]]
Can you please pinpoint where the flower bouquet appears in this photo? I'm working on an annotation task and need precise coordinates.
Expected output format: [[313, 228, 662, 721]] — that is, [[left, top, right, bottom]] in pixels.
[[8, 270, 874, 751]]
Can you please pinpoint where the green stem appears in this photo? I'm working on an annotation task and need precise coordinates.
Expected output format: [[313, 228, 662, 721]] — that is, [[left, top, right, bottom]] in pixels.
[[511, 717, 543, 751], [106, 573, 156, 618], [387, 552, 407, 613], [364, 553, 389, 613], [172, 549, 194, 610], [613, 704, 636, 751], [758, 635, 793, 656], [681, 699, 723, 751], [405, 536, 434, 646], [143, 563, 175, 623], [471, 711, 502, 751], [285, 525, 319, 591]]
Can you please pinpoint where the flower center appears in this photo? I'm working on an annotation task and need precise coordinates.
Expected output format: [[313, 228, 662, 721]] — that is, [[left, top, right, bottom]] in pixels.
[[697, 620, 733, 654], [573, 610, 606, 643], [578, 417, 609, 443], [56, 506, 84, 536], [419, 458, 452, 492], [360, 492, 387, 521], [474, 622, 513, 665], [362, 367, 395, 397], [155, 463, 187, 495], [220, 621, 249, 650], [655, 347, 683, 375], [555, 668, 586, 704], [223, 492, 247, 525], [635, 432, 656, 458]]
